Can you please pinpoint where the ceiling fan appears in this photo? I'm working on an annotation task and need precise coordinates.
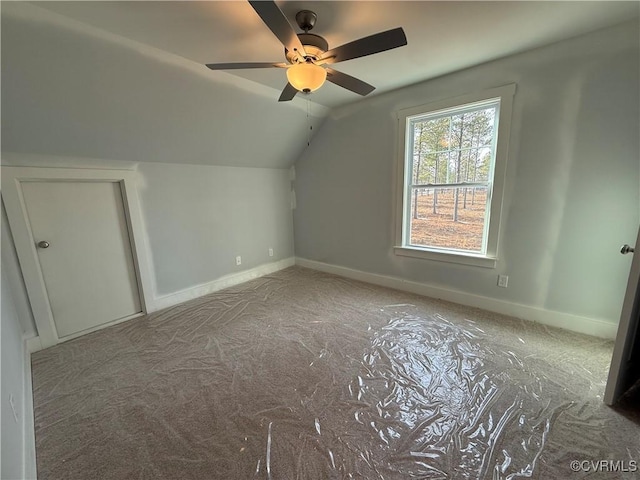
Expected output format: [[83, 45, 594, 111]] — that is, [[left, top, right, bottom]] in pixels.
[[206, 0, 407, 101]]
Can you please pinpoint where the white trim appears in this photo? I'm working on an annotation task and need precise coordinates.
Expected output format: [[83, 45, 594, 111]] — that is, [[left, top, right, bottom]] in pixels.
[[396, 85, 517, 126], [56, 313, 144, 344], [1, 151, 138, 171], [394, 84, 516, 268], [19, 258, 296, 347], [22, 335, 38, 479], [151, 257, 296, 311], [394, 246, 497, 268], [295, 257, 618, 339], [1, 166, 154, 347], [25, 335, 43, 354]]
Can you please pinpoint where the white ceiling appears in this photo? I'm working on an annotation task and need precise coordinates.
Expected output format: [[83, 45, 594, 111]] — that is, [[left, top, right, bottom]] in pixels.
[[28, 1, 640, 108]]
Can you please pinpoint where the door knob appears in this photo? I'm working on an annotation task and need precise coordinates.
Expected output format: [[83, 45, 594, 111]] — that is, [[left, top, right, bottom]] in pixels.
[[37, 241, 50, 249], [620, 244, 635, 255]]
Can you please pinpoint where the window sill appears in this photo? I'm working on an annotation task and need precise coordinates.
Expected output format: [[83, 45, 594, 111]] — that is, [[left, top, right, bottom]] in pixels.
[[394, 246, 497, 268]]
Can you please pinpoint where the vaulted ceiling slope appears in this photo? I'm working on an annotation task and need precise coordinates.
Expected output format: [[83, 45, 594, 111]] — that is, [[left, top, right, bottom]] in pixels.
[[2, 2, 638, 169], [1, 2, 327, 169], [29, 1, 640, 108]]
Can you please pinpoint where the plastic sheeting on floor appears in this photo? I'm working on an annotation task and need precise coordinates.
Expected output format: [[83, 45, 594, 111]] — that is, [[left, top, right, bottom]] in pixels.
[[31, 267, 639, 479]]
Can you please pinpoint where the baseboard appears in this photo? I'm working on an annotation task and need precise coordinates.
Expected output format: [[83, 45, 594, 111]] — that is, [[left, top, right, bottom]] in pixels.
[[22, 335, 38, 479], [151, 257, 296, 311], [25, 335, 43, 354], [295, 258, 619, 339], [23, 258, 297, 350]]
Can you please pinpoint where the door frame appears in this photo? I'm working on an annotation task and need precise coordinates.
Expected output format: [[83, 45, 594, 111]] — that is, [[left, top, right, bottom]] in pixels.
[[604, 225, 640, 405], [2, 166, 154, 348]]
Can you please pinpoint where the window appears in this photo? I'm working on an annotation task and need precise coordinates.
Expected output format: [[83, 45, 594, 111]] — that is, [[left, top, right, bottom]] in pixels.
[[395, 85, 515, 267]]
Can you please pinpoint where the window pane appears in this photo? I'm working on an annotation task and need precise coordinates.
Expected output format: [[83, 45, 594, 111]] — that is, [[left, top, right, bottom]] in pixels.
[[412, 151, 434, 185], [411, 117, 451, 155], [447, 107, 497, 151], [463, 108, 496, 149], [450, 114, 464, 150], [403, 96, 506, 256], [464, 147, 492, 182], [400, 87, 514, 261], [409, 187, 488, 252], [436, 152, 450, 184]]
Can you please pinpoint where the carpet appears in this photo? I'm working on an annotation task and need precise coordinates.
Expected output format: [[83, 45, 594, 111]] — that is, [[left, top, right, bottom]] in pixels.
[[31, 267, 639, 479]]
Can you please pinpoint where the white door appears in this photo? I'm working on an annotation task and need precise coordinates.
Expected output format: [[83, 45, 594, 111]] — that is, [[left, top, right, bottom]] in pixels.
[[21, 181, 142, 338], [604, 226, 640, 405]]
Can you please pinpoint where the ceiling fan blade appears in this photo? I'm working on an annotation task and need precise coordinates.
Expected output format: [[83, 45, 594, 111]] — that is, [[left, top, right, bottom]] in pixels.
[[206, 62, 288, 70], [319, 27, 407, 64], [326, 68, 375, 96], [278, 82, 298, 102], [249, 0, 307, 58]]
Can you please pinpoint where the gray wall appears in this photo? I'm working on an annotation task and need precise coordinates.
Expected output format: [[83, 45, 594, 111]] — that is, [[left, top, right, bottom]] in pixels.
[[1, 1, 296, 327], [1, 2, 325, 169], [136, 162, 294, 296], [293, 21, 640, 325], [1, 156, 295, 308]]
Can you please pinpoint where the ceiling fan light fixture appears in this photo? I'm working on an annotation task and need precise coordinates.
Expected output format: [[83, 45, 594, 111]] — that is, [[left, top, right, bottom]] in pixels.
[[286, 63, 327, 93], [205, 2, 407, 101]]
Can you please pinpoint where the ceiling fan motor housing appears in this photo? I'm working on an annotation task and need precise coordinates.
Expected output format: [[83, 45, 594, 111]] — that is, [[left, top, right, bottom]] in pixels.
[[206, 2, 407, 101], [285, 33, 328, 63], [295, 10, 317, 32]]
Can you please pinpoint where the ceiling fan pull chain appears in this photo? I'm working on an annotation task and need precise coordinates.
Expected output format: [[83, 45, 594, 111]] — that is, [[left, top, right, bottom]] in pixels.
[[307, 97, 312, 147]]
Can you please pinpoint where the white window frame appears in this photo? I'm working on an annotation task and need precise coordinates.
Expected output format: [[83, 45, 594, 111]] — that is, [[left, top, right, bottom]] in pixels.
[[394, 84, 516, 268]]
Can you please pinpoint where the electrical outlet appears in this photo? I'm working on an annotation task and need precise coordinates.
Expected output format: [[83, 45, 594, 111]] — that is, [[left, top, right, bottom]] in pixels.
[[236, 256, 242, 266], [268, 248, 274, 257], [498, 275, 509, 288]]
